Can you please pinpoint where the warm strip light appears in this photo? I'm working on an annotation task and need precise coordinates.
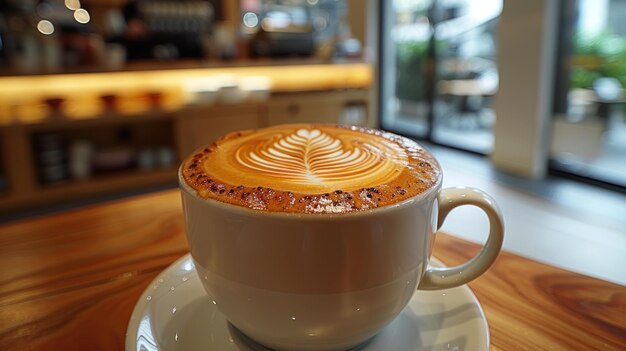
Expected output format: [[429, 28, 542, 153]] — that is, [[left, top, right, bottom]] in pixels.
[[0, 63, 372, 95]]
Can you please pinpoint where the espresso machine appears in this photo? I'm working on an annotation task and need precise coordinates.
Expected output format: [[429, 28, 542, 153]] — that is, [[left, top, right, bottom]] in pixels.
[[240, 0, 346, 58], [120, 0, 215, 60]]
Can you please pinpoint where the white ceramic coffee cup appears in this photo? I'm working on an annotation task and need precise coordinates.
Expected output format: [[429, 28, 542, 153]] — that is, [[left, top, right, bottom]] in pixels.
[[179, 163, 504, 351]]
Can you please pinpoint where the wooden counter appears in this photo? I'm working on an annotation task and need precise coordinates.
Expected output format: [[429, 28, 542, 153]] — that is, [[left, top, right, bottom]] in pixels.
[[0, 190, 624, 350]]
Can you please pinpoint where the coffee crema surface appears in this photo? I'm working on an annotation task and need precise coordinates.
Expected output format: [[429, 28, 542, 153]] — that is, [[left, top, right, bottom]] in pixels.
[[182, 124, 440, 213]]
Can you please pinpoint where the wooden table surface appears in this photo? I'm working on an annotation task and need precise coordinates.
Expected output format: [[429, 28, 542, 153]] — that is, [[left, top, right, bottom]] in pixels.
[[0, 190, 624, 350]]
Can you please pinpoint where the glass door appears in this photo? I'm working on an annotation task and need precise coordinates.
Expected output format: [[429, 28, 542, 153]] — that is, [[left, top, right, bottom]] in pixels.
[[380, 0, 502, 154]]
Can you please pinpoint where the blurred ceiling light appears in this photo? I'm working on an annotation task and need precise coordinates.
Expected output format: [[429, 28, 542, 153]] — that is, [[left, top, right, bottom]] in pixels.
[[37, 20, 55, 35], [243, 12, 259, 28], [307, 0, 319, 5], [65, 0, 81, 10], [74, 8, 90, 24]]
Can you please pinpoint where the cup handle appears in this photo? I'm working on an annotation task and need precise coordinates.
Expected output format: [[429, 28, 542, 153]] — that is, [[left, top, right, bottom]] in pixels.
[[418, 187, 504, 290]]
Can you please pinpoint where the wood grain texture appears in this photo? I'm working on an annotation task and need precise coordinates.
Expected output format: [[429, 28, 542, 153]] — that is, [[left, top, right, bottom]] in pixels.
[[432, 236, 626, 351], [0, 189, 624, 350], [0, 191, 188, 350]]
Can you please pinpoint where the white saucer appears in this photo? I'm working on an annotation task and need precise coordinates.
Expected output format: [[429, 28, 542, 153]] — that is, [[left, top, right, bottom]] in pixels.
[[126, 254, 489, 351]]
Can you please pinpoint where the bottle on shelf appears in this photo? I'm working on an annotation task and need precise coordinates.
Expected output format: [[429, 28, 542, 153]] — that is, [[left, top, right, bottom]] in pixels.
[[69, 140, 94, 180], [33, 133, 69, 185]]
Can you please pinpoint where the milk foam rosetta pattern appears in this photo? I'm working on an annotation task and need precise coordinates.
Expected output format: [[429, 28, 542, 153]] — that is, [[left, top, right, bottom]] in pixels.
[[234, 128, 407, 187], [182, 124, 440, 213]]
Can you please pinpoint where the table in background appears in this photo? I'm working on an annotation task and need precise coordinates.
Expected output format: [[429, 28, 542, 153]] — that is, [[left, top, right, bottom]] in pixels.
[[0, 190, 624, 350]]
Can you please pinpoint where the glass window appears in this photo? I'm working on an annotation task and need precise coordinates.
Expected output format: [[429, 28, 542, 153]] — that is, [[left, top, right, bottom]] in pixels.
[[380, 0, 433, 138], [551, 0, 626, 188], [380, 0, 502, 154]]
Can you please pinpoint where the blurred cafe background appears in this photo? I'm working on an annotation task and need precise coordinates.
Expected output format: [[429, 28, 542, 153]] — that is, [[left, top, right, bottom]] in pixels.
[[0, 0, 624, 221]]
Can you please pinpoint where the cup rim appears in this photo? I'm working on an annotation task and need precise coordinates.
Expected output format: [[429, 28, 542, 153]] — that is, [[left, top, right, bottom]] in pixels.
[[178, 160, 443, 220]]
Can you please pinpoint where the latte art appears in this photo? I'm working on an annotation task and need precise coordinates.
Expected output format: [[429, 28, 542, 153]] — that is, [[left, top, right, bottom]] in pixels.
[[235, 128, 406, 187], [182, 124, 440, 213]]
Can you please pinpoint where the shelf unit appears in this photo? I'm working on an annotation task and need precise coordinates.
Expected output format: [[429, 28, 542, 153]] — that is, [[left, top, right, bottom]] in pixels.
[[0, 88, 371, 213]]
